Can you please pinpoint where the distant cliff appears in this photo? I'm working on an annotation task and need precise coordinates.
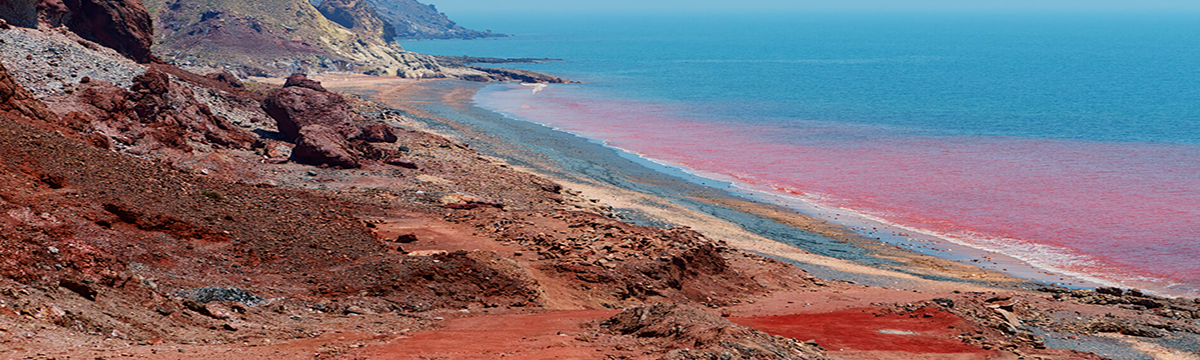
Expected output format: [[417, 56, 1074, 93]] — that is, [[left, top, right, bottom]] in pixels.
[[363, 0, 503, 40], [142, 0, 443, 77]]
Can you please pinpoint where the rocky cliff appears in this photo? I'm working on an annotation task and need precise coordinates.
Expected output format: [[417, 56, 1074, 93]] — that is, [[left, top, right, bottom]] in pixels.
[[144, 0, 443, 77], [364, 0, 501, 40], [317, 0, 396, 42], [0, 0, 155, 63]]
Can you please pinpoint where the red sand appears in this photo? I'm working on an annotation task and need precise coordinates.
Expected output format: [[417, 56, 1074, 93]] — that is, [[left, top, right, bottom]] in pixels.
[[733, 306, 986, 354], [353, 310, 618, 359]]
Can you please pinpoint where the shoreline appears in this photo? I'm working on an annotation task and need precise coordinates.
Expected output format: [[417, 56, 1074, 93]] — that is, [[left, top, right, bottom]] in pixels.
[[420, 78, 1197, 299], [316, 75, 1052, 294]]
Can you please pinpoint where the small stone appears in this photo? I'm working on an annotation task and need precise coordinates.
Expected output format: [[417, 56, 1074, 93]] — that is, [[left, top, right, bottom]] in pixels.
[[47, 246, 59, 255], [305, 170, 318, 176]]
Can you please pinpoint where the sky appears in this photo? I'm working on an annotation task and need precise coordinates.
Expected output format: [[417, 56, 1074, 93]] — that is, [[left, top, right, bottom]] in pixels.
[[424, 0, 1200, 15]]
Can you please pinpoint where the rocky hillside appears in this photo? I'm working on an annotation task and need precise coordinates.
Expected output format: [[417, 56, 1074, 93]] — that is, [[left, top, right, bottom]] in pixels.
[[317, 0, 396, 42], [1, 0, 155, 63], [364, 0, 502, 40], [143, 0, 442, 77]]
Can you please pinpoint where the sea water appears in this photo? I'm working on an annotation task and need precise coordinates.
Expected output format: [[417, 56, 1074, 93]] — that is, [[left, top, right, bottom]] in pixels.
[[401, 13, 1200, 297]]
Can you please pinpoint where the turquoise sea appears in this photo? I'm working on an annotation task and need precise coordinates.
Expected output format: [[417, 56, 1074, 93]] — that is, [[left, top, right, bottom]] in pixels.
[[401, 13, 1200, 296]]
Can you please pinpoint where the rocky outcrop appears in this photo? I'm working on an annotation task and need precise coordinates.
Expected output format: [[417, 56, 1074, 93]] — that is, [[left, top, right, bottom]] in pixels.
[[262, 74, 354, 142], [291, 124, 360, 168], [0, 59, 57, 123], [204, 71, 243, 89], [38, 0, 156, 63], [317, 0, 395, 42], [263, 74, 408, 168], [359, 122, 396, 143], [47, 67, 256, 153], [363, 0, 501, 40], [604, 304, 830, 360], [468, 67, 572, 84]]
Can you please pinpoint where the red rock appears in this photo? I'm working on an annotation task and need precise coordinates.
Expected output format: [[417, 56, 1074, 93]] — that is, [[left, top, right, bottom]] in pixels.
[[359, 122, 397, 143], [283, 73, 327, 92], [290, 124, 361, 168], [262, 85, 354, 142], [0, 60, 57, 123], [385, 158, 417, 169], [204, 71, 244, 88], [39, 0, 156, 63], [46, 68, 255, 152]]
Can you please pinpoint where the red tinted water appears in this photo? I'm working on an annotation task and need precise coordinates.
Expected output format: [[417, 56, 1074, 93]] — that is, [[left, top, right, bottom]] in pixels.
[[479, 85, 1200, 295]]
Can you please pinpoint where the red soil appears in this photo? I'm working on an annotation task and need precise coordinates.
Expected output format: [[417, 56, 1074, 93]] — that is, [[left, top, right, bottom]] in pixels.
[[733, 306, 987, 354], [354, 310, 619, 360]]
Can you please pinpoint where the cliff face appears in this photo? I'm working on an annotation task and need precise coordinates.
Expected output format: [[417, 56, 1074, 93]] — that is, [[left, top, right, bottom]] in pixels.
[[44, 0, 156, 63], [0, 0, 155, 63], [317, 0, 396, 42], [144, 0, 443, 77], [363, 0, 501, 40]]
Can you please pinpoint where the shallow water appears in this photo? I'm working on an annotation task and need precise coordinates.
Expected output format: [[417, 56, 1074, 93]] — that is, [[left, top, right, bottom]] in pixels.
[[402, 13, 1200, 296]]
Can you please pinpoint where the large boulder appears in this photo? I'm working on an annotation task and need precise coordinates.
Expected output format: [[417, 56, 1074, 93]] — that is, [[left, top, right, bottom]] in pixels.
[[282, 73, 326, 92], [39, 0, 156, 63], [262, 74, 354, 141], [290, 124, 360, 168], [359, 122, 397, 143]]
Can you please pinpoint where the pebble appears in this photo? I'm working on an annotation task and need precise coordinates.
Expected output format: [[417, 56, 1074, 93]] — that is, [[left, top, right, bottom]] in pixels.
[[0, 28, 146, 97], [46, 246, 59, 255]]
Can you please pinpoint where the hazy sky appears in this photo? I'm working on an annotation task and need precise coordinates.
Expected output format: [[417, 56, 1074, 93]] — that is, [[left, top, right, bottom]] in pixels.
[[425, 0, 1200, 15]]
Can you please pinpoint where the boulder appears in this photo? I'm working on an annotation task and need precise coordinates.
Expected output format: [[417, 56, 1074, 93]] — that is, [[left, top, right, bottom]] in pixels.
[[40, 0, 155, 63], [358, 123, 397, 143], [290, 124, 360, 168], [205, 72, 244, 88], [282, 73, 327, 92], [262, 80, 354, 142]]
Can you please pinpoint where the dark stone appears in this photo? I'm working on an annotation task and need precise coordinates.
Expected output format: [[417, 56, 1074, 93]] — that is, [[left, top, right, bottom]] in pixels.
[[40, 0, 156, 63], [262, 85, 353, 142], [204, 72, 244, 88], [59, 278, 97, 301], [290, 124, 360, 168], [189, 286, 264, 304], [282, 73, 327, 92], [385, 158, 417, 169], [931, 298, 955, 308], [358, 123, 397, 143], [396, 234, 418, 243]]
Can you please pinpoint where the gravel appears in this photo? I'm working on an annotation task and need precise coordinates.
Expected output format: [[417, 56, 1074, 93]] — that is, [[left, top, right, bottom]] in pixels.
[[0, 27, 146, 97]]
